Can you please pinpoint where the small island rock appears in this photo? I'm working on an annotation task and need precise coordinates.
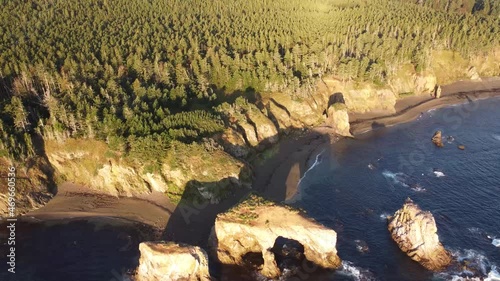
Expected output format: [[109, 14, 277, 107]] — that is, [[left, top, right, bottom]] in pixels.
[[432, 131, 444, 147], [388, 198, 452, 271], [136, 242, 212, 281]]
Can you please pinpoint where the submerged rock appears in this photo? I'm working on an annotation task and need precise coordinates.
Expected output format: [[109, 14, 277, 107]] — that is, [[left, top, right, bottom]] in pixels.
[[209, 194, 341, 278], [136, 242, 211, 281], [432, 131, 444, 147], [388, 198, 452, 271]]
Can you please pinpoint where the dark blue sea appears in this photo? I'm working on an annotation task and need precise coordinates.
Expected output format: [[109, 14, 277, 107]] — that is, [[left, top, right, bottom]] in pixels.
[[294, 97, 500, 280], [1, 97, 500, 281]]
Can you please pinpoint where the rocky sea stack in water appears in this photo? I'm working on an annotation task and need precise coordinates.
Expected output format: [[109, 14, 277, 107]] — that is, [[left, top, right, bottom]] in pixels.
[[209, 194, 341, 278], [136, 242, 211, 281], [432, 131, 444, 147], [388, 198, 452, 271]]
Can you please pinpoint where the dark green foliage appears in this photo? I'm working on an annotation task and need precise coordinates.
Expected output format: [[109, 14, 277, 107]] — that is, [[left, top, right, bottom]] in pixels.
[[0, 0, 498, 159]]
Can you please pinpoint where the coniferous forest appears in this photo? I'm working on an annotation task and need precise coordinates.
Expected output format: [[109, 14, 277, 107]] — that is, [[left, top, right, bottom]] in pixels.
[[1, 0, 499, 160]]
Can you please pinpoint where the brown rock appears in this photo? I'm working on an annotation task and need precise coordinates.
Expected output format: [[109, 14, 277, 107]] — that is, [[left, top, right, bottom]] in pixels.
[[218, 128, 249, 158], [432, 131, 444, 147], [326, 104, 352, 137], [388, 199, 452, 271], [434, 85, 442, 99], [136, 242, 212, 281], [209, 194, 341, 278], [457, 145, 465, 150]]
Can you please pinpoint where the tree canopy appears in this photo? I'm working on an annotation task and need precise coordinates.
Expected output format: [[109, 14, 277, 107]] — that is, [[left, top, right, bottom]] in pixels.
[[1, 0, 499, 159]]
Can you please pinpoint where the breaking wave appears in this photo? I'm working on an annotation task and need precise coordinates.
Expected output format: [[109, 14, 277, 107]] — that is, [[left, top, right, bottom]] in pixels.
[[435, 249, 498, 280], [336, 261, 377, 281]]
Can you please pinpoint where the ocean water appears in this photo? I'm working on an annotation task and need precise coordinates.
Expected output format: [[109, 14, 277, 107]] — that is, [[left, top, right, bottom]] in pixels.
[[1, 97, 500, 281], [294, 96, 500, 280]]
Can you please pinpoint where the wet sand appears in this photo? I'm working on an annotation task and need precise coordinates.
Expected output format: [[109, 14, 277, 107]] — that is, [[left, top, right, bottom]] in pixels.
[[26, 183, 175, 233]]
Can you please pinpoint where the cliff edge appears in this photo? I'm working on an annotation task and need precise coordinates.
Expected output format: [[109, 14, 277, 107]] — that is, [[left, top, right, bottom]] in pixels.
[[208, 194, 341, 278]]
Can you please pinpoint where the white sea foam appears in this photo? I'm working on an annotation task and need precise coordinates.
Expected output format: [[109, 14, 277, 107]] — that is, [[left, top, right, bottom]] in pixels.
[[492, 239, 500, 248], [296, 149, 325, 187], [468, 227, 483, 235], [434, 171, 445, 177], [435, 248, 496, 280], [486, 266, 500, 281], [382, 170, 409, 187], [379, 213, 391, 221], [411, 184, 426, 192], [493, 134, 500, 141], [337, 261, 377, 281], [286, 150, 325, 203]]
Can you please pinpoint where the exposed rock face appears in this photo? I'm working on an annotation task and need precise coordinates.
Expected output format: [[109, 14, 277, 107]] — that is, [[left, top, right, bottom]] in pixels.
[[434, 85, 442, 98], [0, 156, 55, 217], [246, 106, 279, 145], [326, 104, 352, 137], [136, 242, 211, 281], [45, 139, 247, 201], [432, 131, 444, 147], [345, 88, 397, 113], [467, 66, 481, 81], [388, 199, 452, 271], [388, 70, 437, 96], [264, 92, 324, 127], [217, 128, 249, 158], [209, 194, 341, 278]]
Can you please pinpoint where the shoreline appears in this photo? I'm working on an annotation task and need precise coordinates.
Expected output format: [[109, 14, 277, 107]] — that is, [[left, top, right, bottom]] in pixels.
[[350, 77, 500, 135], [19, 77, 500, 230]]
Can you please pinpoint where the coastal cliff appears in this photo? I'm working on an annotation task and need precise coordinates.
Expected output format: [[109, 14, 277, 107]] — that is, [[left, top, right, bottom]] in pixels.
[[208, 194, 341, 278], [388, 199, 452, 271], [136, 242, 211, 281], [2, 48, 499, 217]]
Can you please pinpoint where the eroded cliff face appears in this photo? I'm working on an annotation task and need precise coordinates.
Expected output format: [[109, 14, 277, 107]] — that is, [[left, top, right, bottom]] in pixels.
[[44, 139, 247, 202], [0, 156, 54, 217], [136, 242, 211, 281], [209, 194, 341, 278], [388, 199, 452, 271]]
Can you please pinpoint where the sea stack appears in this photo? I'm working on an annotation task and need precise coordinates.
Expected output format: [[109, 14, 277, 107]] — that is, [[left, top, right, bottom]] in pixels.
[[209, 194, 341, 278], [434, 85, 442, 98], [136, 242, 212, 281], [432, 131, 444, 147], [388, 198, 452, 271]]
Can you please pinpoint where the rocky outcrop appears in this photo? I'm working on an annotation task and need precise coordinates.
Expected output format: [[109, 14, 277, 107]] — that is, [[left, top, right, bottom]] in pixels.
[[388, 199, 452, 271], [388, 69, 437, 96], [432, 131, 444, 147], [326, 104, 352, 137], [468, 66, 481, 81], [246, 106, 279, 145], [263, 92, 325, 128], [209, 194, 341, 278], [136, 242, 211, 281], [0, 156, 55, 217], [217, 128, 249, 158], [434, 85, 442, 98], [345, 88, 397, 113], [45, 139, 247, 201]]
